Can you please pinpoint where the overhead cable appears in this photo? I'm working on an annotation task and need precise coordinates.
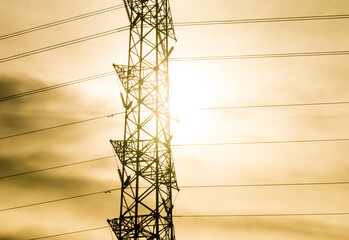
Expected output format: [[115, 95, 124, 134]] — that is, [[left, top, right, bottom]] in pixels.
[[0, 112, 123, 140], [174, 14, 349, 26], [29, 226, 109, 240], [175, 212, 349, 217], [0, 26, 129, 64], [3, 12, 349, 41], [2, 181, 349, 212], [170, 51, 349, 62], [0, 71, 115, 102], [1, 17, 349, 64], [30, 211, 349, 239], [172, 138, 349, 146], [2, 105, 349, 140], [0, 188, 120, 212], [0, 156, 113, 180], [0, 4, 124, 40], [2, 63, 349, 106], [198, 101, 349, 109]]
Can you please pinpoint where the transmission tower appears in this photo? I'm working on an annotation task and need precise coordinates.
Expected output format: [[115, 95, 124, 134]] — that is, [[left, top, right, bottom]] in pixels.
[[107, 0, 178, 239]]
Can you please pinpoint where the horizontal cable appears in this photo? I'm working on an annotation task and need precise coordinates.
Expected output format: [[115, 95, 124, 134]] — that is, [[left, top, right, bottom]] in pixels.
[[3, 12, 349, 41], [1, 18, 349, 64], [175, 212, 349, 218], [1, 66, 349, 106], [170, 50, 349, 62], [30, 226, 109, 240], [0, 64, 348, 106], [2, 99, 349, 140], [174, 14, 349, 26], [0, 71, 115, 102], [30, 211, 349, 239], [0, 4, 124, 40], [0, 188, 120, 212], [172, 138, 349, 146], [198, 101, 349, 109], [0, 156, 113, 180], [181, 181, 349, 188], [0, 26, 129, 64], [2, 153, 349, 189], [0, 112, 123, 140], [2, 181, 349, 212]]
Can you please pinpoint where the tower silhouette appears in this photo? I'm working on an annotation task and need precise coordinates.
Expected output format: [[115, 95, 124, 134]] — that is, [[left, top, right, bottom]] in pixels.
[[107, 0, 178, 239]]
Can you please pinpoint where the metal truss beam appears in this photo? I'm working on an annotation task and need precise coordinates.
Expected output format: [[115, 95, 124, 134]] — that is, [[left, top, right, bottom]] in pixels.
[[108, 0, 178, 239]]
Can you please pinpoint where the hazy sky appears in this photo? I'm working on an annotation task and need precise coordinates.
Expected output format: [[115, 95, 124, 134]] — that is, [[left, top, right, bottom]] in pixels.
[[1, 0, 349, 239]]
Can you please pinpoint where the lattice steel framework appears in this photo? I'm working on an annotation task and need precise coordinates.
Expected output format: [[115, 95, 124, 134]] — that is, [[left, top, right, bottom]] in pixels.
[[107, 0, 178, 239]]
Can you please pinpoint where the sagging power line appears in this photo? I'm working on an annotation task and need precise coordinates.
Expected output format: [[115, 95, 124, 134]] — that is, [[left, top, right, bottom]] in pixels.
[[0, 112, 123, 140], [171, 138, 349, 146], [2, 13, 349, 64], [0, 71, 115, 102], [3, 11, 349, 41], [29, 211, 349, 239], [0, 156, 114, 180], [2, 181, 349, 212], [174, 14, 349, 26], [2, 34, 349, 64], [0, 26, 129, 64], [170, 51, 349, 62], [0, 4, 124, 40], [1, 101, 349, 141]]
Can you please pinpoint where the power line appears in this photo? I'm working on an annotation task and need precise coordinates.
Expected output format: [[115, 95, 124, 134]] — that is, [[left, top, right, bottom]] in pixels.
[[3, 12, 349, 41], [0, 112, 123, 140], [1, 20, 349, 64], [29, 226, 110, 240], [1, 50, 349, 101], [2, 100, 349, 140], [29, 211, 349, 239], [0, 188, 121, 212], [0, 26, 129, 64], [198, 101, 349, 109], [0, 156, 113, 180], [172, 138, 349, 146], [2, 43, 349, 64], [2, 181, 349, 212], [1, 64, 349, 107], [2, 148, 349, 189], [3, 147, 349, 185], [0, 71, 115, 102], [175, 213, 349, 218], [170, 50, 349, 62], [181, 181, 349, 188], [174, 14, 349, 26], [0, 61, 348, 106], [0, 4, 124, 40]]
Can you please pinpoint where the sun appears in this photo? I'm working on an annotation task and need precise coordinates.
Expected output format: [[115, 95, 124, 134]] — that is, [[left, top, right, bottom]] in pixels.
[[169, 62, 212, 142]]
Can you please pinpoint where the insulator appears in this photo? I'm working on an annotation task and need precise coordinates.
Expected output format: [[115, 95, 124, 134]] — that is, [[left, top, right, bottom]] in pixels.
[[168, 135, 173, 144], [117, 169, 122, 181], [132, 14, 140, 27], [168, 46, 174, 56], [120, 92, 126, 108], [123, 0, 132, 23], [124, 176, 131, 187], [126, 101, 133, 110]]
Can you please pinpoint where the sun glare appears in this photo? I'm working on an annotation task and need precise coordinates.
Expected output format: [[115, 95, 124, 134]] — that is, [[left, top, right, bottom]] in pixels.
[[169, 63, 212, 142]]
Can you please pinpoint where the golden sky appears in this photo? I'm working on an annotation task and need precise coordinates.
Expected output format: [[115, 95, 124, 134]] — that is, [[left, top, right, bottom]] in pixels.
[[1, 0, 349, 239]]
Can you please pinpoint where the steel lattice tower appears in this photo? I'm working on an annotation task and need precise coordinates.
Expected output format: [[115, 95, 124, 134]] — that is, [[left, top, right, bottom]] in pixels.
[[107, 0, 178, 239]]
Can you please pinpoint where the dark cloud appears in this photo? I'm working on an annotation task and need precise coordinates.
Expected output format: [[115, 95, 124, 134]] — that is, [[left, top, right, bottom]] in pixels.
[[0, 153, 114, 192], [0, 150, 120, 240], [0, 73, 47, 97]]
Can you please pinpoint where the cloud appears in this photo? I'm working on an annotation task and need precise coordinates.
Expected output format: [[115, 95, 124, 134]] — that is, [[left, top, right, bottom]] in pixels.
[[175, 216, 349, 240]]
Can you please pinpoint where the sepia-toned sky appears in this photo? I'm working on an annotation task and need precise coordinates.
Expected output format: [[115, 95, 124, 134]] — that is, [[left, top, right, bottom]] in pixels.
[[1, 0, 349, 239]]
